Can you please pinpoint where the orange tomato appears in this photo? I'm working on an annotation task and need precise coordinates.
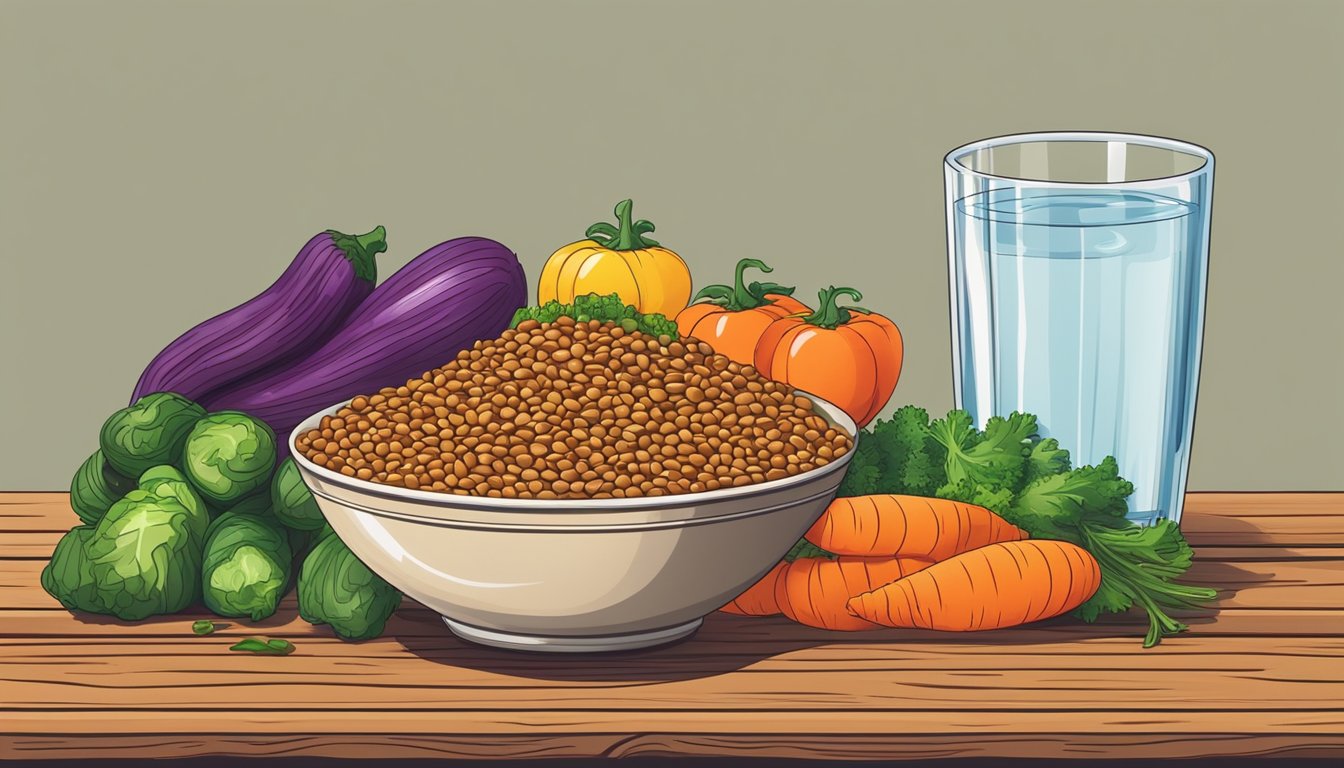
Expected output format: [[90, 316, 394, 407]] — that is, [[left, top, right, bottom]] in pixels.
[[753, 286, 903, 428], [675, 258, 811, 365]]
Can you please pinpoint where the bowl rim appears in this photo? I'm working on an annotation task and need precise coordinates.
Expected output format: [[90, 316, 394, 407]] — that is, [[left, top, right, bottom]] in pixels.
[[289, 390, 858, 514]]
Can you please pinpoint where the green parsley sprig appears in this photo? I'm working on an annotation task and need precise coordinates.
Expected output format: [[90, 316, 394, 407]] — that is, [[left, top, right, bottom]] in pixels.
[[510, 292, 679, 342]]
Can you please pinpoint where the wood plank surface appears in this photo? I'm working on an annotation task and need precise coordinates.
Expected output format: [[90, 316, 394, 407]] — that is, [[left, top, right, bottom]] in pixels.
[[1, 492, 1340, 761], [1, 634, 1340, 711], [4, 711, 1344, 761], [5, 555, 1334, 611], [1180, 492, 1343, 546]]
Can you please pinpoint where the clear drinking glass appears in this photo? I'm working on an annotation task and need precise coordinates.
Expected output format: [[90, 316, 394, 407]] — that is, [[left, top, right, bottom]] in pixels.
[[944, 132, 1214, 526]]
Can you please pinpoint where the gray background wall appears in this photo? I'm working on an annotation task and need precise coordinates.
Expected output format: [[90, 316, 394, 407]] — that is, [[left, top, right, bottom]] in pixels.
[[2, 0, 1340, 490]]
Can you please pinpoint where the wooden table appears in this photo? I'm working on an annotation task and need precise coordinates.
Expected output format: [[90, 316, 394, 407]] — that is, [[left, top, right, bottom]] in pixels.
[[1, 492, 1340, 762]]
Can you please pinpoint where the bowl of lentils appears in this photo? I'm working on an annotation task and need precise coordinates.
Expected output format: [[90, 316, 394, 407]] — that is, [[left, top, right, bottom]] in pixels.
[[290, 302, 856, 652]]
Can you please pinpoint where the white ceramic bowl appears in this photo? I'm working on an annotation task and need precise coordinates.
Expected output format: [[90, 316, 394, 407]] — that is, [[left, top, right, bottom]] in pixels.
[[289, 395, 856, 652]]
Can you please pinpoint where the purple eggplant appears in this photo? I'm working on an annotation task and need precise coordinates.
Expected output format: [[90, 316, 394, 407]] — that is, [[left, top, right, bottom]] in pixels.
[[130, 227, 387, 404], [203, 237, 527, 453]]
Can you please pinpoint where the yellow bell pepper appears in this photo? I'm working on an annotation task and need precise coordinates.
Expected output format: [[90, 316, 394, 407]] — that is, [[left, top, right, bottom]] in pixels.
[[538, 199, 692, 319]]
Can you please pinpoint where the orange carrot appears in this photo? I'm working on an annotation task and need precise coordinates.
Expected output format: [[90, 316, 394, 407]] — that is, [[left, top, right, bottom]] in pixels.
[[805, 494, 1027, 561], [846, 540, 1101, 632], [775, 556, 933, 631], [721, 562, 788, 616]]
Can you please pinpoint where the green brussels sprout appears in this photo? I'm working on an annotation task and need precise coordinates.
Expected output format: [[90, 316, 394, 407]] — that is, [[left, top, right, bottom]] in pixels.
[[86, 489, 206, 620], [216, 489, 273, 519], [138, 465, 208, 525], [40, 526, 104, 613], [314, 522, 336, 542], [202, 506, 231, 543], [288, 522, 336, 562], [199, 492, 276, 564], [271, 458, 324, 531], [287, 526, 312, 558], [182, 411, 277, 504], [99, 392, 206, 478], [70, 450, 136, 525], [298, 534, 401, 641], [203, 498, 224, 519], [201, 512, 293, 621], [202, 490, 273, 529]]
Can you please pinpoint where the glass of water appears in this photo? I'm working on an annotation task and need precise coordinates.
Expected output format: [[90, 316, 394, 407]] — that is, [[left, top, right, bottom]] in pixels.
[[944, 132, 1214, 526]]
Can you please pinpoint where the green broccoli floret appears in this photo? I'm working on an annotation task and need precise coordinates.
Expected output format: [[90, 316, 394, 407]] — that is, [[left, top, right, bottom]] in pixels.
[[510, 293, 678, 342]]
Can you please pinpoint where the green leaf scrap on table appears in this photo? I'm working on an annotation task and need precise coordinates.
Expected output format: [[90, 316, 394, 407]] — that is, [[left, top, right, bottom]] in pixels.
[[229, 637, 295, 655], [192, 620, 218, 636], [803, 404, 1218, 647]]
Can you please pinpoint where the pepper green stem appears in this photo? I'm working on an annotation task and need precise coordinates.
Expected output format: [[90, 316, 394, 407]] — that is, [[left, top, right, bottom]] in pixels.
[[586, 199, 660, 250], [803, 286, 870, 329], [690, 258, 797, 311], [730, 258, 770, 308], [328, 225, 387, 284]]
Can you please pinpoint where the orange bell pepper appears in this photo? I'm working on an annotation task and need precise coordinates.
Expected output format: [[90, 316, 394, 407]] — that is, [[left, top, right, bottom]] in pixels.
[[675, 258, 811, 365], [752, 286, 903, 428]]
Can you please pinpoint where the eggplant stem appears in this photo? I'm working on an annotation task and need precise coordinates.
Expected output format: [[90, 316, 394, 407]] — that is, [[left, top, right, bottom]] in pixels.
[[327, 226, 387, 283]]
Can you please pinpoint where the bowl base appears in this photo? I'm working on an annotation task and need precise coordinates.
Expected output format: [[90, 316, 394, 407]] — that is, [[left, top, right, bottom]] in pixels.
[[442, 616, 703, 653]]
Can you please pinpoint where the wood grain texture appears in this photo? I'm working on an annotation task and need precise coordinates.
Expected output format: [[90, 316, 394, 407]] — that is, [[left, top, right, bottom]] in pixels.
[[1, 634, 1340, 711], [0, 497, 75, 532], [4, 732, 1344, 761], [4, 556, 1334, 611], [3, 711, 1344, 760], [1181, 492, 1342, 546], [3, 606, 1342, 639], [1, 492, 1341, 761]]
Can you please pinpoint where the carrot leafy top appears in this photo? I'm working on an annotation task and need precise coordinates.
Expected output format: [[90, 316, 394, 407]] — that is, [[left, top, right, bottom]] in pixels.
[[814, 405, 1217, 648]]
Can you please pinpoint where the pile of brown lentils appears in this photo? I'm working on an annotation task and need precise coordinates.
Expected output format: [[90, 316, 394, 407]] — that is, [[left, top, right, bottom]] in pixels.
[[294, 317, 853, 500]]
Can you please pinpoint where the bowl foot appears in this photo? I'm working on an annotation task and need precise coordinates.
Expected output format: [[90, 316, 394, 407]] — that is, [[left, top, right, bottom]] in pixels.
[[442, 616, 703, 653]]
